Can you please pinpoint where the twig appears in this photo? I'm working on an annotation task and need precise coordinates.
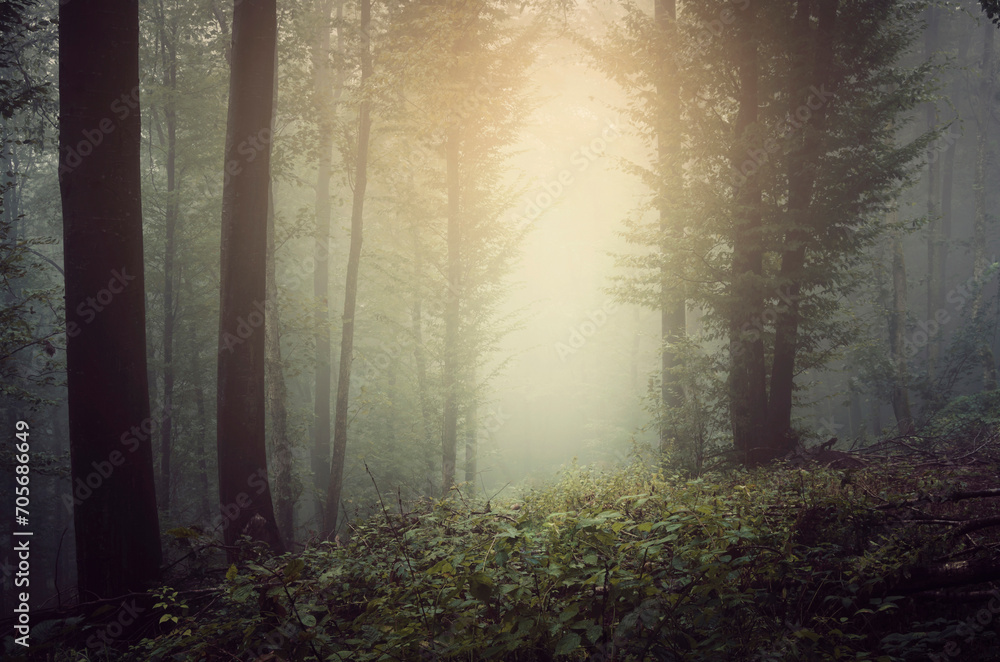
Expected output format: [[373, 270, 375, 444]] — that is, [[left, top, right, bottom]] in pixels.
[[366, 462, 429, 630]]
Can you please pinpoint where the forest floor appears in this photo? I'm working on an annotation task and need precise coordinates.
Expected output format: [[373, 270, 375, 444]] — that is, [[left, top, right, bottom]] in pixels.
[[9, 433, 1000, 661]]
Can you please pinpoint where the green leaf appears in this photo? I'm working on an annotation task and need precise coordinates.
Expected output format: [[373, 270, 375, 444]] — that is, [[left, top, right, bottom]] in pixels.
[[468, 572, 494, 602], [554, 632, 581, 656], [284, 558, 305, 581], [428, 560, 455, 576], [225, 564, 238, 581]]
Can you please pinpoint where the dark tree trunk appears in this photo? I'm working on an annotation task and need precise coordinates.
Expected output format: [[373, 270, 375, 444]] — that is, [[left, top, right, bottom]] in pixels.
[[216, 0, 283, 557], [767, 0, 836, 449], [728, 3, 768, 462], [59, 0, 162, 597], [324, 0, 371, 539]]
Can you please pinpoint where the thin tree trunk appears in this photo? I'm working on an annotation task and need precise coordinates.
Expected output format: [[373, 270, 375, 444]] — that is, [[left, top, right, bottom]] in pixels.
[[655, 0, 685, 456], [266, 168, 293, 546], [465, 368, 477, 485], [216, 0, 283, 557], [59, 0, 162, 597], [940, 37, 969, 336], [186, 319, 211, 521], [926, 6, 944, 381], [888, 224, 914, 434], [158, 0, 179, 519], [311, 0, 338, 527], [324, 0, 371, 539], [442, 126, 461, 494], [973, 20, 998, 390], [410, 220, 432, 444]]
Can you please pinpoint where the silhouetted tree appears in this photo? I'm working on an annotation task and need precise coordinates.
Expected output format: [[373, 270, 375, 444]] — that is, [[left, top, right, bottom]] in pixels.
[[59, 0, 162, 597]]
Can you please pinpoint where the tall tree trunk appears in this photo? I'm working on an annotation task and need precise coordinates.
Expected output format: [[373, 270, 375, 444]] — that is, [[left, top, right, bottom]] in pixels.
[[888, 223, 914, 434], [187, 319, 211, 521], [59, 0, 162, 597], [465, 368, 477, 485], [973, 20, 998, 390], [311, 0, 338, 527], [728, 3, 768, 462], [926, 6, 944, 382], [767, 0, 836, 450], [158, 0, 179, 519], [410, 220, 432, 445], [324, 0, 371, 539], [442, 126, 461, 494], [940, 37, 969, 338], [216, 0, 283, 557], [266, 170, 293, 546], [655, 0, 685, 456]]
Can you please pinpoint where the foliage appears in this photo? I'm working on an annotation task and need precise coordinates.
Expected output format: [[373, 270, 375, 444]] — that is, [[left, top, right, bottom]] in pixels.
[[28, 460, 992, 661]]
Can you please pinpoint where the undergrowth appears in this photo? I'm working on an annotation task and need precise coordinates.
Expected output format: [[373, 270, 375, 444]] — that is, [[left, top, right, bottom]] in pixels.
[[26, 459, 1000, 661]]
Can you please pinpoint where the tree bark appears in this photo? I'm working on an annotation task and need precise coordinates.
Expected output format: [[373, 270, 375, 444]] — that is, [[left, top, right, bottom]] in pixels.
[[59, 0, 162, 597], [216, 0, 283, 557], [324, 0, 371, 539]]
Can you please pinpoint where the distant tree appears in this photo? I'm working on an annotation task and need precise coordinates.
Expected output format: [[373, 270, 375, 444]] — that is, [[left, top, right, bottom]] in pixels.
[[971, 18, 998, 389], [59, 0, 162, 597], [309, 0, 343, 527], [639, 0, 937, 464], [325, 0, 372, 539], [216, 0, 284, 555]]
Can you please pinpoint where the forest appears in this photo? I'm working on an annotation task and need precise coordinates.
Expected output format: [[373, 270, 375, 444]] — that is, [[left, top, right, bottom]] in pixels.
[[7, 0, 1000, 659]]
